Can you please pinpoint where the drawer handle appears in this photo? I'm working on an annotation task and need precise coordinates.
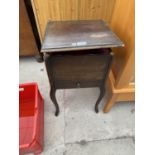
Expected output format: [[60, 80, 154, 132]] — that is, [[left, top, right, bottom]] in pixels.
[[76, 82, 81, 88]]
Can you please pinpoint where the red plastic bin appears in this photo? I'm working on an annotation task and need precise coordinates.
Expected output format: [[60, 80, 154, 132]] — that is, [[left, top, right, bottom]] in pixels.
[[19, 83, 44, 155]]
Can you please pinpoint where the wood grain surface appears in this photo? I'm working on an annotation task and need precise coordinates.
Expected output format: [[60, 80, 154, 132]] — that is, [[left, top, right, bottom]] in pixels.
[[41, 20, 123, 52], [110, 0, 135, 88], [32, 0, 116, 39], [19, 0, 38, 56]]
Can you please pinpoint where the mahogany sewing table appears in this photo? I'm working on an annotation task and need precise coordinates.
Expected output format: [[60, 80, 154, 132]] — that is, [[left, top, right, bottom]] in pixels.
[[41, 20, 123, 116]]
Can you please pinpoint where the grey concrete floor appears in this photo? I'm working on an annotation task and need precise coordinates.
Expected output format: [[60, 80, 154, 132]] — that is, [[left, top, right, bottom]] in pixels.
[[19, 57, 135, 155]]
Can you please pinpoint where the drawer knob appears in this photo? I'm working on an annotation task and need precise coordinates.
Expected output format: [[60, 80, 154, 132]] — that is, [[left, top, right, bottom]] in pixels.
[[76, 82, 81, 88]]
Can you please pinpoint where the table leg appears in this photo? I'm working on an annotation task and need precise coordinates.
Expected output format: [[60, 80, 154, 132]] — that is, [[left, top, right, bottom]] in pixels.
[[50, 88, 59, 116], [35, 53, 44, 63], [95, 87, 105, 113]]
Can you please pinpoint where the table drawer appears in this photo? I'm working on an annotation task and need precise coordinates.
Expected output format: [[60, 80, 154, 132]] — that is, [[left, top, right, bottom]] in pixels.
[[55, 79, 101, 89]]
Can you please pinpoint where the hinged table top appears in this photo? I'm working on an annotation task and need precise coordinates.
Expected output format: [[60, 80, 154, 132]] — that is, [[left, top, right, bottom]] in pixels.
[[41, 20, 124, 52]]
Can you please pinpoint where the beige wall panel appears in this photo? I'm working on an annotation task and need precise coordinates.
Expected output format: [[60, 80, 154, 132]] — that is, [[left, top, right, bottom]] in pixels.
[[79, 0, 116, 22], [33, 0, 116, 38]]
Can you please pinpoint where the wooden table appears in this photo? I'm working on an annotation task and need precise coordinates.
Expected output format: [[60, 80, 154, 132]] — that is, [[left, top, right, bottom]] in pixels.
[[41, 20, 123, 116]]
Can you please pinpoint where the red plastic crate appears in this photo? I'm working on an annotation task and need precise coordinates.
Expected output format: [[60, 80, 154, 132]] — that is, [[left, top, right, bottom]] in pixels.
[[19, 83, 44, 155]]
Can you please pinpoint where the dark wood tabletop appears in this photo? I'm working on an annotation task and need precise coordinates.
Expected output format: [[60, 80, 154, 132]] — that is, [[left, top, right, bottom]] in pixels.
[[41, 20, 124, 52]]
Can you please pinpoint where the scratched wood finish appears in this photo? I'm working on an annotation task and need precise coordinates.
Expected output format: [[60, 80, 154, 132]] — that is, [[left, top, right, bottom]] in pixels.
[[41, 20, 123, 52], [32, 0, 116, 39]]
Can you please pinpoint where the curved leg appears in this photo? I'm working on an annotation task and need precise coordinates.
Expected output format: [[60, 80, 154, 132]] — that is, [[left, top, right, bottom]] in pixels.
[[50, 89, 59, 116], [95, 87, 105, 113]]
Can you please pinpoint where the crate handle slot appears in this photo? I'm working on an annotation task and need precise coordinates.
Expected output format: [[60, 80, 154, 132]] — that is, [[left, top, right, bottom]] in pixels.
[[19, 88, 24, 92]]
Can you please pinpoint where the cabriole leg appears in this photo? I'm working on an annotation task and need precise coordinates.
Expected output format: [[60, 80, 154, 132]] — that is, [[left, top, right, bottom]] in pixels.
[[95, 87, 105, 113], [50, 88, 59, 116]]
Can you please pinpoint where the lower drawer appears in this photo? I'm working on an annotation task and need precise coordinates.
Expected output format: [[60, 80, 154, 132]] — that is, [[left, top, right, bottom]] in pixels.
[[55, 79, 101, 89]]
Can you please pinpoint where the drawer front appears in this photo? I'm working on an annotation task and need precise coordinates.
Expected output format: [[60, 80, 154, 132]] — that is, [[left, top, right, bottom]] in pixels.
[[55, 79, 101, 89]]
